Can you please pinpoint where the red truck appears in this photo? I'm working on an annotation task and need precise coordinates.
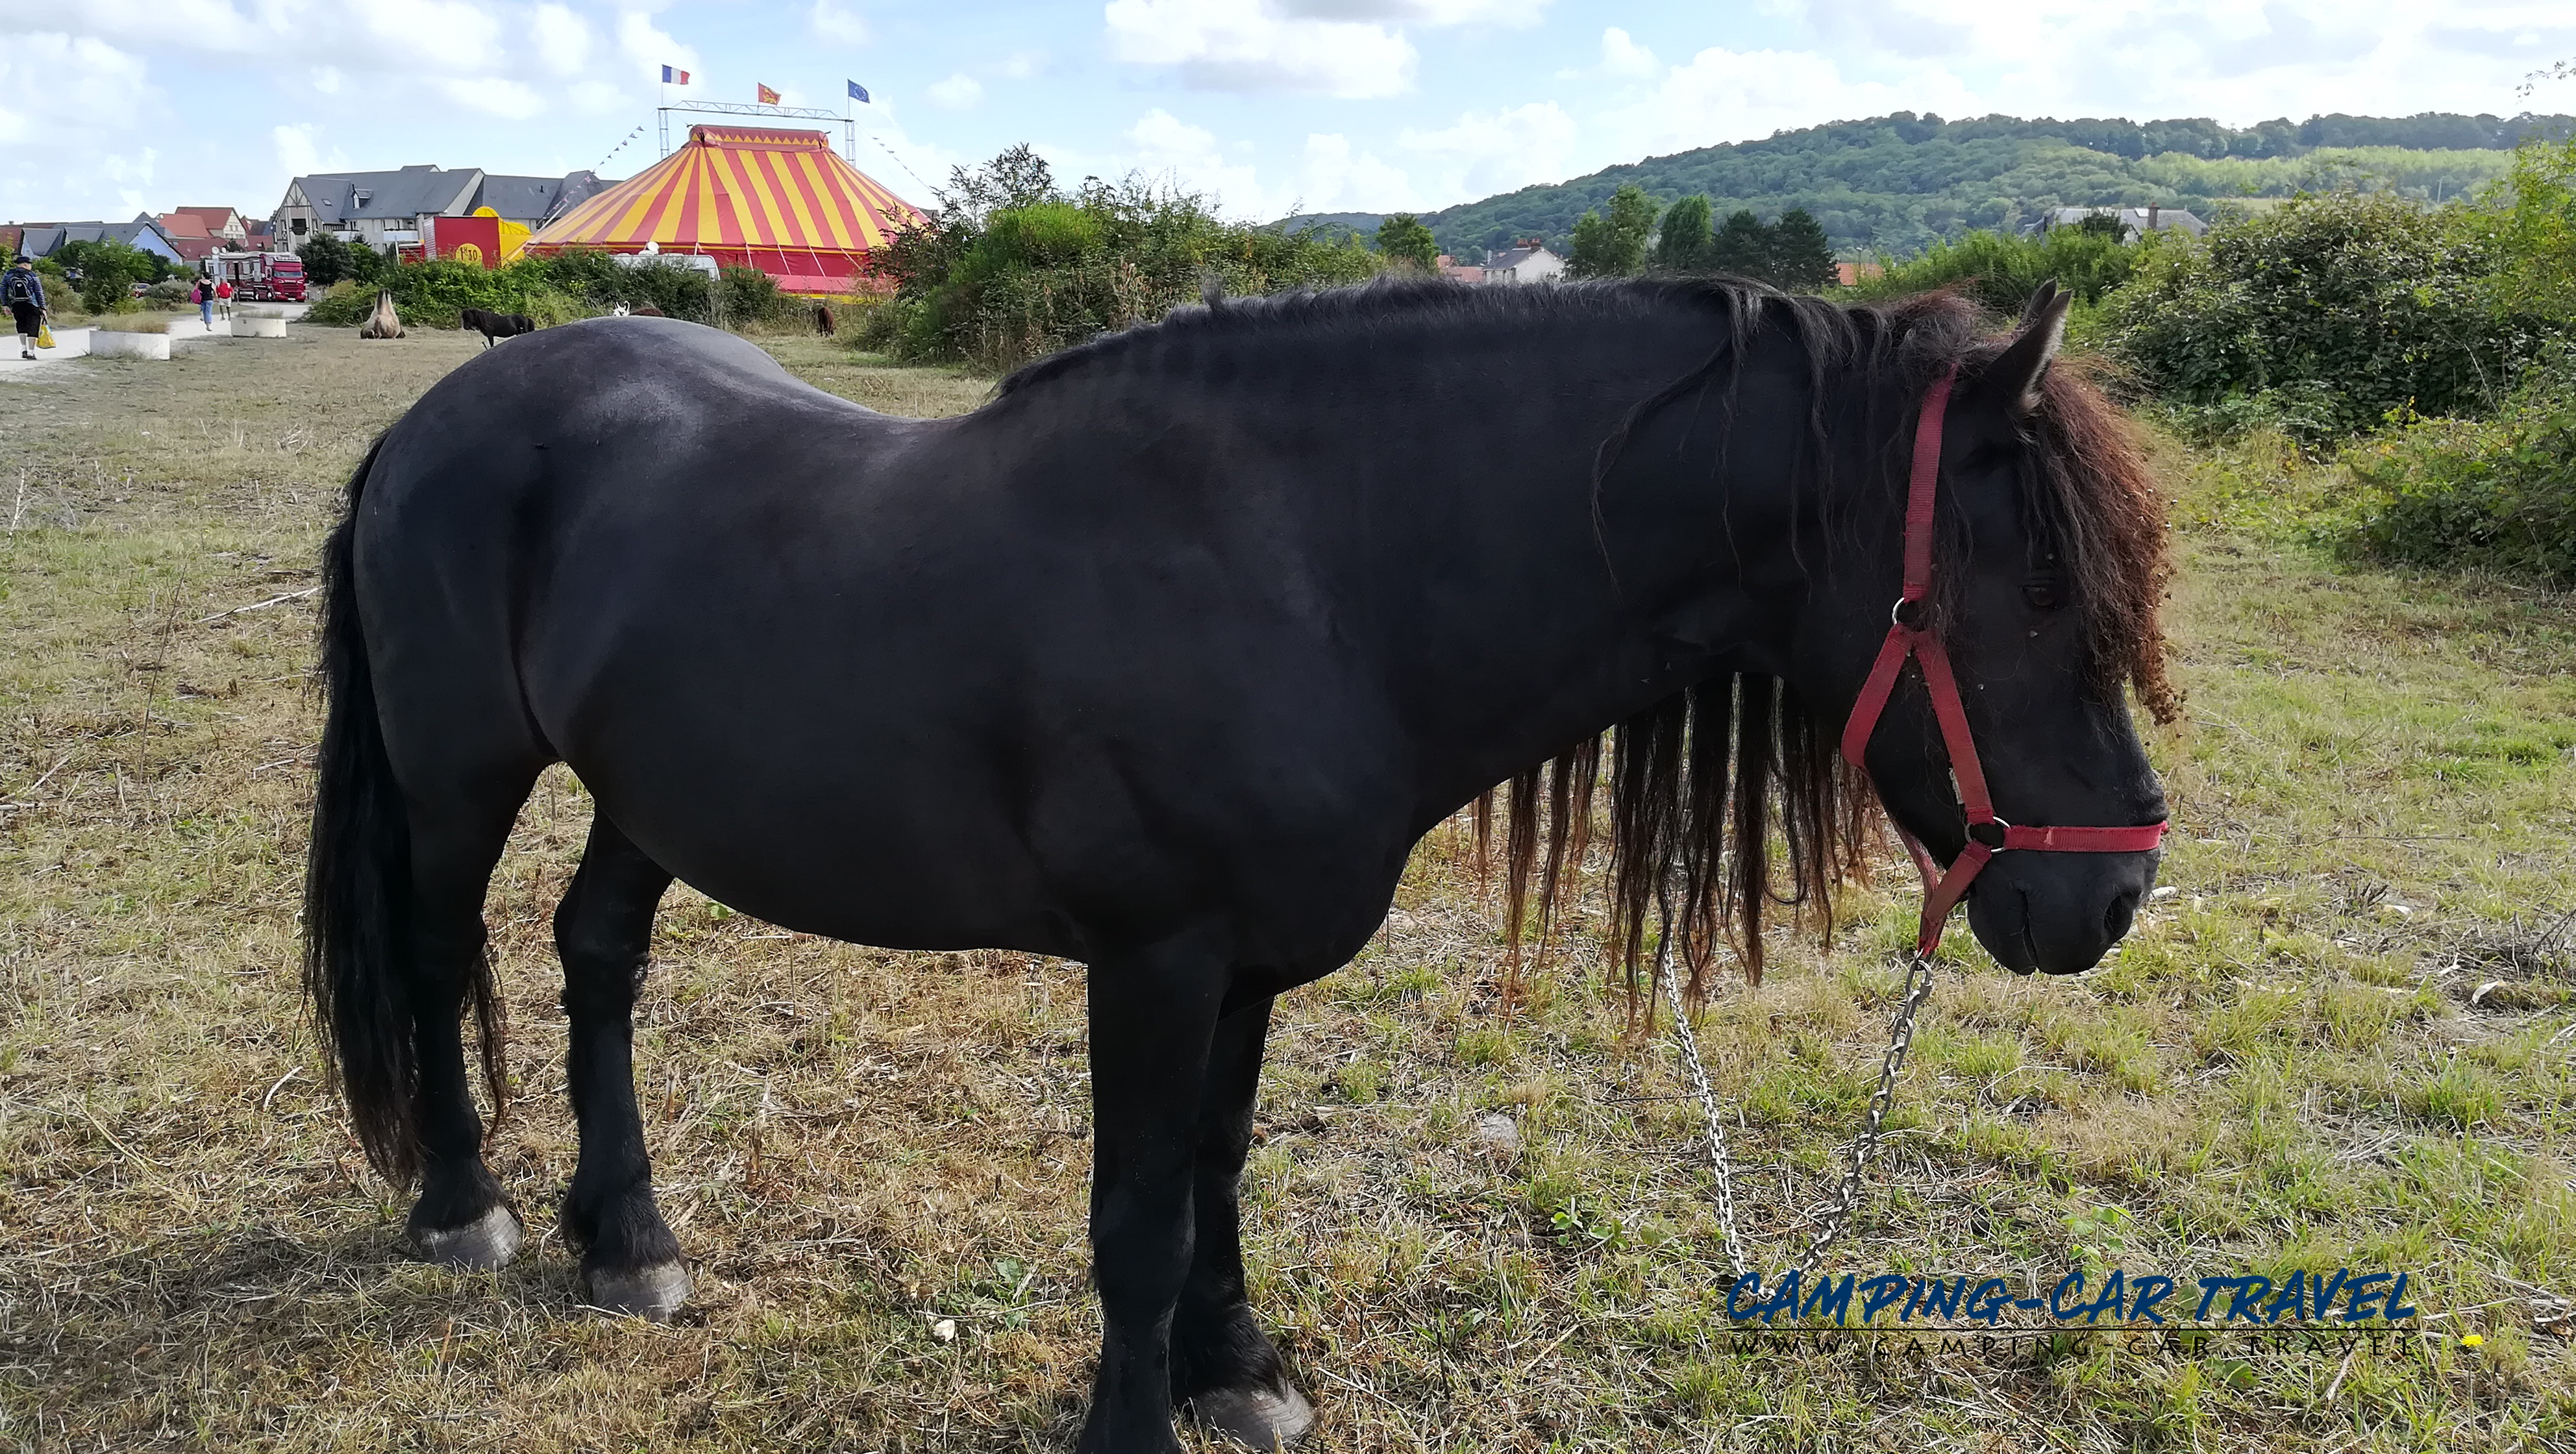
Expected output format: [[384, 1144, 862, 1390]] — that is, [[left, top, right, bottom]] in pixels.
[[208, 250, 308, 302]]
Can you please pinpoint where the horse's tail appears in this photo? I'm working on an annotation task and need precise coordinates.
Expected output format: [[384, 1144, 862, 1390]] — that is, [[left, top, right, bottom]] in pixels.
[[303, 432, 491, 1187]]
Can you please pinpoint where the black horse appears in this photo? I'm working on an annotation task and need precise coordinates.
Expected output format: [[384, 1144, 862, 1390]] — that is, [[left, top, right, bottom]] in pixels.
[[304, 278, 2174, 1452], [458, 307, 536, 347]]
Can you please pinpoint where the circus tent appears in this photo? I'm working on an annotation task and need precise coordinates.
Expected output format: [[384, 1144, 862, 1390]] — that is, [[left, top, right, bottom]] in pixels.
[[525, 125, 926, 295]]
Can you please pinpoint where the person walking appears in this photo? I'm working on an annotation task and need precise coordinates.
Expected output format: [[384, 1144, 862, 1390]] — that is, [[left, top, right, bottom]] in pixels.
[[4, 258, 46, 360], [194, 273, 215, 328], [214, 276, 234, 320]]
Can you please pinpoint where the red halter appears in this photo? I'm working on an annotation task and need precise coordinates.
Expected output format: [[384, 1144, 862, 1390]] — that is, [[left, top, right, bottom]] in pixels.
[[1840, 366, 2169, 955]]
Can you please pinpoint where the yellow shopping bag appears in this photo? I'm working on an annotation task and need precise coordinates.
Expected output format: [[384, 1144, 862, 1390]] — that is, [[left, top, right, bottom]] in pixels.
[[34, 323, 54, 350]]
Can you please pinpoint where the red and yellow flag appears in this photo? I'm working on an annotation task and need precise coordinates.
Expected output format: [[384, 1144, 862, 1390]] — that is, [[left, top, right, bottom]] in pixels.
[[756, 83, 781, 105]]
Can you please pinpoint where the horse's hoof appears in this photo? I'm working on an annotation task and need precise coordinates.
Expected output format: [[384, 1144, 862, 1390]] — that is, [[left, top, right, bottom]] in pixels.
[[1189, 1383, 1316, 1449], [582, 1261, 692, 1321], [410, 1205, 523, 1272]]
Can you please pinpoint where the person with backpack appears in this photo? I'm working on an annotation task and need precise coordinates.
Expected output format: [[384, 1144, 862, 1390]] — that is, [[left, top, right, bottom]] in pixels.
[[5, 258, 46, 360]]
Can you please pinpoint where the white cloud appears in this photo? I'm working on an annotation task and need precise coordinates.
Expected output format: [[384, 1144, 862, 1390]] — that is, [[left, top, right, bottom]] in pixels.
[[1595, 46, 1979, 159], [615, 12, 696, 77], [928, 72, 984, 108], [528, 4, 592, 76], [992, 51, 1045, 80], [1769, 0, 2561, 129], [810, 0, 870, 45], [273, 121, 349, 179], [1293, 133, 1420, 212], [1104, 0, 1418, 96], [0, 34, 152, 147], [0, 34, 157, 214], [1276, 0, 1542, 20], [438, 75, 543, 119], [1398, 101, 1579, 200], [1122, 107, 1283, 216], [1598, 26, 1658, 77]]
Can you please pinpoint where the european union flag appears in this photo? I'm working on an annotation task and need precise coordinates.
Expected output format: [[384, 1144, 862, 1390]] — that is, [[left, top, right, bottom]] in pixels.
[[847, 80, 871, 103]]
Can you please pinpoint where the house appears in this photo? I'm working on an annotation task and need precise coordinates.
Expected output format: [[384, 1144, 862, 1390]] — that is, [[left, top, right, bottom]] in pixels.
[[1435, 253, 1485, 283], [2026, 205, 2208, 239], [1479, 241, 1565, 285], [1835, 261, 1885, 287], [271, 166, 615, 247], [155, 206, 254, 264], [12, 215, 185, 264], [156, 206, 256, 263]]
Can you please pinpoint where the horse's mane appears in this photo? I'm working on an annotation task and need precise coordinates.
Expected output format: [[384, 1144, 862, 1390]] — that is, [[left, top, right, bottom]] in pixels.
[[1001, 275, 2174, 1002]]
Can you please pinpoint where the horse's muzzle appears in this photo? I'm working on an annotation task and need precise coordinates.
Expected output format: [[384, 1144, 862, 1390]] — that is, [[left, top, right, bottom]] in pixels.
[[1965, 847, 2160, 975]]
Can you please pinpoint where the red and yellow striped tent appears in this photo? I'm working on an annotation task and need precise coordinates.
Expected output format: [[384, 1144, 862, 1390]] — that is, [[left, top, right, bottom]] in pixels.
[[526, 125, 926, 295]]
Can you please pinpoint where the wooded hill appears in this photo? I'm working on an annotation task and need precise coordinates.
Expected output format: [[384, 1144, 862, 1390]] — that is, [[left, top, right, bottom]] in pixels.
[[1287, 111, 2576, 259]]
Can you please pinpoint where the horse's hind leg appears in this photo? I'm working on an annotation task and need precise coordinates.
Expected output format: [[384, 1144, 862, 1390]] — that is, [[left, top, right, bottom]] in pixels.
[[552, 813, 686, 1318], [1171, 995, 1314, 1447], [405, 777, 540, 1270]]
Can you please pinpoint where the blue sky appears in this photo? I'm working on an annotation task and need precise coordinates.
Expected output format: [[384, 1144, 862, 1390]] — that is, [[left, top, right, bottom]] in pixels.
[[5, 0, 2571, 227]]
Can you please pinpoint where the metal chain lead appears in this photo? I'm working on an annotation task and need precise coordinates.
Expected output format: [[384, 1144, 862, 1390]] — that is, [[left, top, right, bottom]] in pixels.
[[1653, 890, 1935, 1281]]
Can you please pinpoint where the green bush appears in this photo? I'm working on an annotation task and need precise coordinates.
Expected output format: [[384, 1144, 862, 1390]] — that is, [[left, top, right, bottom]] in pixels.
[[300, 249, 725, 329], [2335, 361, 2576, 585], [52, 238, 169, 312], [710, 265, 815, 330], [2486, 133, 2576, 322], [1847, 224, 2141, 312], [2101, 191, 2537, 441], [304, 280, 375, 327], [871, 147, 1384, 371]]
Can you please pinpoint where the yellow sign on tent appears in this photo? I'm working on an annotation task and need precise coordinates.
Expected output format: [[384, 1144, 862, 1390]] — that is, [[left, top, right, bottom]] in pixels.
[[473, 206, 533, 262]]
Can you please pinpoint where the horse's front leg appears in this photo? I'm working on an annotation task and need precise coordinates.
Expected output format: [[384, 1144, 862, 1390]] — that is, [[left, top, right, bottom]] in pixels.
[[1173, 994, 1315, 1446], [1079, 933, 1229, 1454]]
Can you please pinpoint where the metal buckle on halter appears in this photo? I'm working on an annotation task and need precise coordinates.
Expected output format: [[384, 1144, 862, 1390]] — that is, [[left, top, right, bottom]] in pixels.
[[1890, 596, 1930, 630], [1966, 818, 2009, 850]]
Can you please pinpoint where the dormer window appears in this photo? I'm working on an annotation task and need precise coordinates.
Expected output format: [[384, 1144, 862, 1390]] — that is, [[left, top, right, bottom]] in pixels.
[[354, 190, 371, 208]]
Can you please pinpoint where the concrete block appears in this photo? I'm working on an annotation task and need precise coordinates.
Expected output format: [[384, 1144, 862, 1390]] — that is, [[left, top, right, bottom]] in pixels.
[[90, 330, 173, 360]]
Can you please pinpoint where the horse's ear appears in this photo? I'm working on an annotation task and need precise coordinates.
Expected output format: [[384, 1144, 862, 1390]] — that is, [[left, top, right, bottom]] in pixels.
[[1989, 282, 2073, 415]]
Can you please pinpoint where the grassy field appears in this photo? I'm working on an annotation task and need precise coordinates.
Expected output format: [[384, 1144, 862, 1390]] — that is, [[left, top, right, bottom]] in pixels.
[[1, 323, 2571, 1453]]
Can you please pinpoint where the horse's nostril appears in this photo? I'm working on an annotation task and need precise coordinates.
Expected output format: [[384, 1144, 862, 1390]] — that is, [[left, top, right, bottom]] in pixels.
[[2104, 887, 2142, 941]]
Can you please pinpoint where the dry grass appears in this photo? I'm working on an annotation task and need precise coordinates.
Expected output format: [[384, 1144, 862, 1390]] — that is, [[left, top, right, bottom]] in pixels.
[[1, 327, 2572, 1452]]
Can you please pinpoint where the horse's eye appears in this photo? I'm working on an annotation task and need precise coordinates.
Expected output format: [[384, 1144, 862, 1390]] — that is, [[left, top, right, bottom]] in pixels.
[[2022, 580, 2064, 611]]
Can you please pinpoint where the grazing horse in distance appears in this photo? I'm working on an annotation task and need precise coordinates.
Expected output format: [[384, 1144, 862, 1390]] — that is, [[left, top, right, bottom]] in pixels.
[[813, 303, 836, 337], [460, 308, 537, 348], [304, 279, 2174, 1453]]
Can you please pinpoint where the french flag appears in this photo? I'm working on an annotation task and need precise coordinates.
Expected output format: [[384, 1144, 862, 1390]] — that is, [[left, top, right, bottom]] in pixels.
[[661, 65, 690, 84]]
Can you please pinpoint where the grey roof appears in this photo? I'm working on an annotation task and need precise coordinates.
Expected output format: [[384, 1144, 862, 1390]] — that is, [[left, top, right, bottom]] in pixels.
[[290, 165, 485, 226], [288, 166, 619, 227], [17, 216, 182, 260], [472, 170, 611, 224]]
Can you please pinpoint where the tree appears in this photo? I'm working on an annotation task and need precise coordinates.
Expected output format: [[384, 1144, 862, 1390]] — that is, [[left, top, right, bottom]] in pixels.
[[297, 234, 356, 287], [1767, 208, 1839, 290], [1374, 214, 1439, 273], [939, 143, 1058, 224], [2070, 212, 2127, 240], [1566, 182, 1659, 277], [1708, 208, 1770, 275], [1654, 195, 1715, 272], [2490, 131, 2576, 321], [53, 238, 166, 311]]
